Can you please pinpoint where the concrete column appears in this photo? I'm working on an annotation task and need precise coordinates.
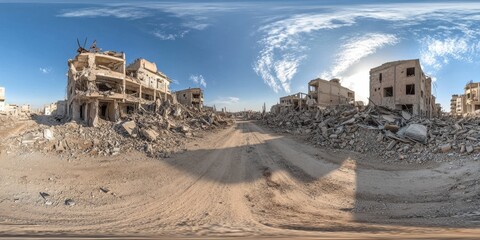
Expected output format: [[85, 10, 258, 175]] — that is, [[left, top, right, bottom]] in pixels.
[[89, 100, 99, 127], [113, 100, 119, 121]]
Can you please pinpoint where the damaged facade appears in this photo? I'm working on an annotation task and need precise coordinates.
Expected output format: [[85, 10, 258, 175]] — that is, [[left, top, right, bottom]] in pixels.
[[67, 47, 172, 126], [175, 88, 203, 109], [369, 59, 436, 118], [44, 100, 67, 117], [279, 92, 308, 110], [450, 81, 480, 115], [308, 78, 355, 107]]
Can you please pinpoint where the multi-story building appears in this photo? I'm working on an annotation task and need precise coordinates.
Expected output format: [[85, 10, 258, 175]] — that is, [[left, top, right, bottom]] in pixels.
[[308, 78, 355, 107], [451, 94, 459, 115], [67, 46, 172, 126], [369, 59, 436, 117], [464, 81, 480, 113], [456, 94, 467, 115], [279, 92, 308, 110], [175, 88, 204, 109]]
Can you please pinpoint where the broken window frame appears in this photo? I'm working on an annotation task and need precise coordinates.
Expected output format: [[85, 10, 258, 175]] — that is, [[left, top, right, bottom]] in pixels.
[[383, 87, 393, 97], [406, 84, 415, 95], [406, 67, 415, 77]]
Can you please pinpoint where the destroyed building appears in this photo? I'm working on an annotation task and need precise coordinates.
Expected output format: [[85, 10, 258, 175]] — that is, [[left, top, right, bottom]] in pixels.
[[0, 87, 4, 112], [449, 81, 480, 115], [280, 92, 308, 110], [369, 59, 436, 117], [308, 78, 355, 106], [175, 88, 203, 109], [66, 46, 172, 126], [464, 81, 480, 113], [44, 100, 66, 117], [451, 94, 459, 115]]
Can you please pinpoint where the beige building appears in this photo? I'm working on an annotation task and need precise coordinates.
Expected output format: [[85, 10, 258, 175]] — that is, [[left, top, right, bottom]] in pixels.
[[44, 100, 67, 117], [175, 88, 204, 109], [67, 46, 172, 126], [369, 59, 435, 117], [464, 81, 480, 113], [279, 92, 308, 111], [0, 87, 5, 112], [450, 94, 459, 114], [308, 78, 354, 107]]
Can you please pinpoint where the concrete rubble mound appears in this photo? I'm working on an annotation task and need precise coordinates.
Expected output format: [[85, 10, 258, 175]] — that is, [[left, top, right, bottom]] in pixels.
[[261, 105, 480, 163], [4, 102, 234, 159]]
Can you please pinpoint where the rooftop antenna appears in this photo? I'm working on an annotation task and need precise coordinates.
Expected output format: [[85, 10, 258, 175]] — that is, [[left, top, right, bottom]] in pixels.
[[76, 37, 88, 54]]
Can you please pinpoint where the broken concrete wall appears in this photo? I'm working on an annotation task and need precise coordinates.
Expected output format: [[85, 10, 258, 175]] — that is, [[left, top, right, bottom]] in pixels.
[[308, 78, 354, 107]]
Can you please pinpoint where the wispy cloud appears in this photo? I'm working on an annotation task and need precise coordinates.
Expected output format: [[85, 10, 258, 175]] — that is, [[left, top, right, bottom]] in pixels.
[[189, 74, 207, 88], [254, 2, 480, 93], [153, 30, 189, 40], [39, 67, 51, 74], [321, 33, 398, 78], [58, 7, 149, 19], [211, 96, 240, 105], [420, 36, 479, 70]]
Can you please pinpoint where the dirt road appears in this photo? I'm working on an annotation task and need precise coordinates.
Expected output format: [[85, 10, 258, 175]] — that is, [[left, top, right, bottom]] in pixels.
[[1, 120, 480, 238]]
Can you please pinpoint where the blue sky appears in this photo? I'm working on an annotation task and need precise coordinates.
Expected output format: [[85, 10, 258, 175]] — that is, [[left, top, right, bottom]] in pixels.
[[1, 1, 480, 111]]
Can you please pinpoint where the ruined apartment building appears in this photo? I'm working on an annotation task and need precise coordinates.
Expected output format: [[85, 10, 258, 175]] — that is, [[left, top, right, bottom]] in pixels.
[[175, 88, 203, 109], [451, 94, 459, 114], [308, 78, 355, 107], [369, 59, 436, 117], [67, 47, 172, 126], [280, 92, 308, 110], [0, 87, 5, 112], [464, 81, 480, 113]]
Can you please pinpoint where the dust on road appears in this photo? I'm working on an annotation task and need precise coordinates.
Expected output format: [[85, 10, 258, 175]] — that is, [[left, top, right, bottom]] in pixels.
[[0, 121, 479, 239]]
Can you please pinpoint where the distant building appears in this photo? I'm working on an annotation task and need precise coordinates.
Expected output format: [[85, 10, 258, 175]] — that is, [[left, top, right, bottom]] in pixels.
[[0, 87, 5, 112], [175, 88, 204, 109], [450, 94, 459, 115], [308, 78, 355, 107], [456, 94, 467, 115], [369, 59, 436, 118], [44, 100, 67, 117], [464, 81, 480, 113], [279, 92, 308, 111]]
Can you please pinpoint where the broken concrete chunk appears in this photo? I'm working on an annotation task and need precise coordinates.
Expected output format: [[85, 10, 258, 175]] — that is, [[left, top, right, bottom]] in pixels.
[[140, 128, 159, 141], [121, 121, 137, 136], [386, 140, 397, 150], [439, 143, 452, 153], [466, 145, 474, 154], [43, 129, 54, 141], [404, 124, 428, 144], [384, 124, 400, 133]]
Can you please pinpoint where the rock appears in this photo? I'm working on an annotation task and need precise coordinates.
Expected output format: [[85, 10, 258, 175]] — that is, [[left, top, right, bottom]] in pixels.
[[45, 200, 53, 206], [140, 128, 159, 141], [401, 111, 412, 120], [43, 129, 54, 141], [329, 134, 338, 139], [341, 118, 355, 125], [121, 121, 137, 136], [440, 143, 452, 153], [100, 187, 110, 193], [384, 124, 400, 133], [387, 140, 397, 150], [466, 145, 474, 154], [65, 199, 75, 206], [403, 124, 428, 144], [460, 144, 466, 153]]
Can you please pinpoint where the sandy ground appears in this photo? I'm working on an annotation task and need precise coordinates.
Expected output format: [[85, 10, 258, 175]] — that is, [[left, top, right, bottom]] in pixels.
[[0, 120, 480, 239]]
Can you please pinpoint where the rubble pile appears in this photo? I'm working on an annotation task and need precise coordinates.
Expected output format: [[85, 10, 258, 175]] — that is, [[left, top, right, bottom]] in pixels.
[[6, 102, 234, 159], [262, 105, 480, 163]]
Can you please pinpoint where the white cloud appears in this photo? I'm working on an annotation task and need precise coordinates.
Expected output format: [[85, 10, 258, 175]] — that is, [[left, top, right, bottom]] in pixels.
[[321, 33, 398, 78], [171, 79, 180, 85], [39, 67, 51, 74], [211, 96, 240, 105], [58, 7, 149, 19], [254, 2, 480, 93], [153, 30, 189, 40], [189, 74, 207, 88], [420, 36, 478, 70]]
